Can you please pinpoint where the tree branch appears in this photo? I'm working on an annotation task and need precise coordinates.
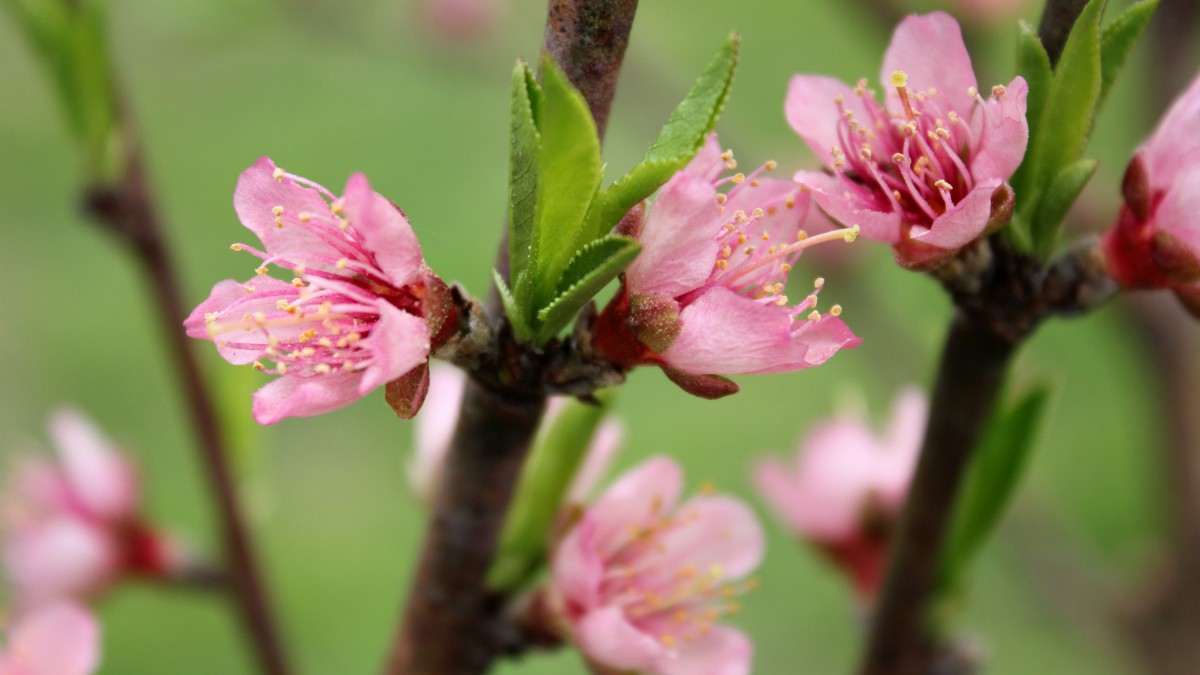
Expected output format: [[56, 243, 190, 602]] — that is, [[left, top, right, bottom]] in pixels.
[[1038, 0, 1090, 66], [383, 2, 638, 673]]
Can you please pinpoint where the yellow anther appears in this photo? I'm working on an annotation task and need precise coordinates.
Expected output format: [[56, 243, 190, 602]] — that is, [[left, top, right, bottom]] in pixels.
[[806, 294, 818, 306], [831, 304, 843, 316], [814, 277, 826, 289], [967, 86, 979, 98], [743, 246, 756, 255], [859, 145, 873, 159], [255, 266, 268, 276], [252, 360, 266, 371], [292, 278, 306, 287], [725, 160, 738, 170], [253, 312, 267, 324], [936, 127, 951, 139], [298, 211, 313, 222], [785, 195, 796, 208], [318, 302, 332, 315], [230, 243, 244, 251], [737, 233, 747, 245], [275, 363, 288, 375], [750, 180, 760, 187], [721, 245, 732, 258], [731, 173, 745, 184], [892, 153, 909, 165], [272, 205, 284, 216], [752, 208, 765, 220], [843, 225, 860, 243], [720, 150, 733, 161], [765, 160, 778, 170], [339, 219, 350, 231], [336, 258, 349, 270], [834, 94, 845, 104], [715, 260, 729, 270], [244, 284, 256, 293], [314, 363, 331, 374], [948, 111, 960, 124], [331, 199, 344, 215], [275, 299, 290, 310], [775, 295, 788, 306], [272, 167, 285, 181], [293, 265, 306, 276], [808, 310, 821, 321], [780, 263, 793, 273], [992, 84, 1007, 97], [889, 70, 908, 88], [661, 635, 676, 648], [715, 193, 728, 205], [797, 230, 809, 241], [934, 180, 953, 191]]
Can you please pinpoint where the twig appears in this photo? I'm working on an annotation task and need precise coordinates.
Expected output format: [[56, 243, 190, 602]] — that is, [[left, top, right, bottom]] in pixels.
[[1037, 0, 1090, 66], [383, 2, 638, 673], [84, 128, 291, 675]]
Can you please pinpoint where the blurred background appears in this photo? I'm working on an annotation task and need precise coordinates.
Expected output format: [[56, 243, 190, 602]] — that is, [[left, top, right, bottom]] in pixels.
[[0, 0, 1196, 672]]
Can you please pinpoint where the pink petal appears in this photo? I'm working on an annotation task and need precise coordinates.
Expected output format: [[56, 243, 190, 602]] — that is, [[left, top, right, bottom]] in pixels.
[[589, 457, 683, 557], [551, 516, 604, 611], [790, 422, 885, 541], [575, 606, 669, 673], [3, 603, 100, 675], [786, 76, 868, 168], [626, 173, 723, 298], [1154, 164, 1200, 251], [660, 625, 753, 675], [233, 157, 344, 260], [410, 364, 466, 503], [186, 277, 300, 365], [970, 76, 1029, 183], [340, 173, 426, 289], [752, 457, 805, 533], [1143, 74, 1200, 191], [882, 13, 977, 117], [789, 316, 863, 370], [913, 179, 1000, 249], [357, 304, 431, 394], [795, 171, 902, 244], [721, 178, 809, 278], [47, 410, 137, 522], [683, 133, 727, 183], [646, 495, 765, 582], [251, 372, 364, 425], [878, 388, 927, 506], [5, 519, 119, 612], [566, 419, 624, 503]]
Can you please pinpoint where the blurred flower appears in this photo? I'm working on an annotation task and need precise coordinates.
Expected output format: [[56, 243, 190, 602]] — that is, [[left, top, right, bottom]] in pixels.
[[594, 135, 862, 398], [186, 158, 455, 425], [1102, 75, 1200, 319], [787, 12, 1026, 269], [753, 387, 926, 600], [0, 602, 100, 675], [547, 456, 763, 675], [420, 0, 500, 41], [952, 0, 1029, 25], [3, 410, 180, 613], [410, 365, 623, 505]]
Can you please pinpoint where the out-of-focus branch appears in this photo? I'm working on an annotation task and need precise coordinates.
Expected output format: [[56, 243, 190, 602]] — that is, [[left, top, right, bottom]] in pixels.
[[383, 2, 637, 673], [1038, 0, 1090, 65]]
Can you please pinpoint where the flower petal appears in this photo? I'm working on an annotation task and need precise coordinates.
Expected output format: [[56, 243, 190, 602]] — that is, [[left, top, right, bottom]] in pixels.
[[1153, 164, 1200, 254], [251, 372, 364, 425], [410, 364, 466, 503], [882, 13, 977, 116], [575, 606, 669, 673], [186, 277, 301, 365], [796, 171, 902, 244], [4, 519, 119, 612], [47, 410, 137, 521], [753, 457, 804, 532], [648, 495, 765, 581], [551, 516, 604, 611], [660, 625, 753, 675], [1143, 74, 1200, 191], [566, 419, 624, 504], [626, 173, 723, 298], [340, 173, 426, 289], [790, 421, 885, 540], [683, 133, 727, 183], [970, 76, 1029, 183], [5, 603, 100, 675], [233, 157, 343, 260], [786, 76, 866, 168], [913, 179, 1000, 249], [357, 303, 431, 394], [589, 457, 683, 557]]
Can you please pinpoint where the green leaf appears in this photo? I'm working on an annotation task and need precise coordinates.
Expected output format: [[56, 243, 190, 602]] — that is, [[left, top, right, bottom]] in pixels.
[[584, 33, 740, 242], [507, 59, 541, 328], [488, 391, 615, 592], [939, 385, 1051, 593], [493, 269, 532, 341], [535, 235, 641, 343], [1032, 159, 1099, 245], [1024, 0, 1105, 255], [1009, 21, 1052, 203], [1098, 0, 1158, 110], [529, 55, 604, 311]]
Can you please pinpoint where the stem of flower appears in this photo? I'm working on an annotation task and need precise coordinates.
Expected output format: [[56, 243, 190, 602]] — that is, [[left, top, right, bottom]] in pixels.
[[84, 137, 291, 675], [383, 2, 638, 673]]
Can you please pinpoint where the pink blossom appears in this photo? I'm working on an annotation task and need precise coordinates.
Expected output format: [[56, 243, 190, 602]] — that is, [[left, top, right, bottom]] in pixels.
[[787, 12, 1026, 268], [1102, 75, 1200, 318], [410, 365, 623, 505], [3, 410, 176, 613], [420, 0, 499, 41], [953, 0, 1029, 24], [549, 457, 764, 675], [594, 135, 861, 395], [0, 603, 100, 675], [753, 388, 926, 598], [186, 158, 454, 425]]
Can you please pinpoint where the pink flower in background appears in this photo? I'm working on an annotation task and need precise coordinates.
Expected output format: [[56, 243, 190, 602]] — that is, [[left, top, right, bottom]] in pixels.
[[2, 410, 178, 613], [0, 603, 100, 675], [420, 0, 499, 41], [1102, 75, 1200, 319], [953, 0, 1029, 24], [595, 135, 861, 397], [186, 158, 455, 425], [753, 388, 926, 599], [411, 365, 623, 505], [787, 13, 1026, 269], [548, 456, 764, 675]]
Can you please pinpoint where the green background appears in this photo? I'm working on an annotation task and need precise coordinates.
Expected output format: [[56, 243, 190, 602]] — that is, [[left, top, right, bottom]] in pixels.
[[0, 0, 1191, 672]]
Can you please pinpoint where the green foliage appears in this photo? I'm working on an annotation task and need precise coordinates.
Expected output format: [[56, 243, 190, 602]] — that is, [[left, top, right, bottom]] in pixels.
[[487, 392, 615, 593], [1009, 0, 1158, 257], [1098, 0, 1159, 110], [939, 385, 1052, 594], [501, 36, 740, 345], [3, 0, 118, 179]]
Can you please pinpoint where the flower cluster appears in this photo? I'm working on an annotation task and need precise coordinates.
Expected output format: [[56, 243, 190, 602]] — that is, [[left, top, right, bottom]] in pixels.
[[186, 158, 454, 425], [788, 12, 1027, 268], [1102, 74, 1200, 318], [594, 134, 862, 398], [754, 388, 926, 600], [2, 410, 180, 613], [0, 603, 100, 675], [547, 457, 764, 675]]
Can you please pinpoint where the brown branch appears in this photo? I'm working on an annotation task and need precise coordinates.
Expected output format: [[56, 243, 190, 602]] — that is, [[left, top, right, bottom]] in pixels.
[[84, 131, 290, 675], [383, 2, 638, 673], [1037, 0, 1090, 66]]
